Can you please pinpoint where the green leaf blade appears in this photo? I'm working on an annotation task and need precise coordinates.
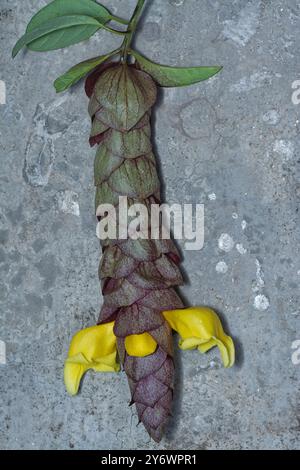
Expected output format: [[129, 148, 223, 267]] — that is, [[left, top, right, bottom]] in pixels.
[[54, 51, 118, 93], [27, 0, 111, 31], [12, 15, 102, 57], [131, 50, 222, 87], [26, 24, 100, 53]]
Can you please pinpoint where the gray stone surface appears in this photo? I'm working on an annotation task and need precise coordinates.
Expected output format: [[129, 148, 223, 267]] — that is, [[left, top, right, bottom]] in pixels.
[[0, 0, 300, 450]]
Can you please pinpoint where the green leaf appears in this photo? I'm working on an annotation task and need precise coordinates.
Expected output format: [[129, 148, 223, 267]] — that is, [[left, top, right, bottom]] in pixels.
[[27, 0, 111, 30], [130, 50, 222, 87], [20, 0, 112, 53], [54, 51, 118, 93], [12, 15, 102, 57]]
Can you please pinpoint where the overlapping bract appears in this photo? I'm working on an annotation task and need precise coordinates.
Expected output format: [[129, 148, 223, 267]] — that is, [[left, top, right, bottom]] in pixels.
[[87, 63, 184, 441]]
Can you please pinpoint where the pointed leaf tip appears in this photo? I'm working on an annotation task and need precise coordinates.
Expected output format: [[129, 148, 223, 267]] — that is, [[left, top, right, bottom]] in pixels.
[[130, 50, 222, 88]]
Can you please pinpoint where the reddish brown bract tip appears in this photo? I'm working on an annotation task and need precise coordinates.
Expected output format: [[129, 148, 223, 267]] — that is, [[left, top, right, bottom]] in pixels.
[[85, 62, 117, 98]]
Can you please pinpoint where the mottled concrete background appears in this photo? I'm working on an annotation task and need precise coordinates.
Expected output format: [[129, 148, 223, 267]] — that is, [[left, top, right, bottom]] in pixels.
[[0, 0, 299, 450]]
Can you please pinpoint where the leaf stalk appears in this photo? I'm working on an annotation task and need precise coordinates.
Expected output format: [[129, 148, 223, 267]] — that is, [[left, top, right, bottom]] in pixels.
[[111, 15, 130, 25], [101, 23, 128, 36], [121, 0, 146, 62]]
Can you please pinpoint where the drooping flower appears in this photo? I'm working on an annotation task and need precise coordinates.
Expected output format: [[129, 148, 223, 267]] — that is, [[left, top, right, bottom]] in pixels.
[[163, 306, 235, 368], [64, 322, 120, 396]]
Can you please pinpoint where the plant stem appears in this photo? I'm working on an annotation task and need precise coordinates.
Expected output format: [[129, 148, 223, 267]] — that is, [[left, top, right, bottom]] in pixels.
[[121, 0, 146, 62], [102, 24, 128, 36], [111, 15, 130, 25]]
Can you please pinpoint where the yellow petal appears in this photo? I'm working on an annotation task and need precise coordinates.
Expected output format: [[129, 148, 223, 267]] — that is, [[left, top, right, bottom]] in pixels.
[[64, 322, 120, 396], [163, 306, 235, 368], [64, 360, 88, 396], [125, 333, 157, 357], [197, 338, 217, 353], [68, 322, 116, 360]]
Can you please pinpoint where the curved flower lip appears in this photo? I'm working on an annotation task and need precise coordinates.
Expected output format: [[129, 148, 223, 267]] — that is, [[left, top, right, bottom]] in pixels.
[[124, 333, 157, 357], [64, 322, 120, 396], [162, 306, 235, 368]]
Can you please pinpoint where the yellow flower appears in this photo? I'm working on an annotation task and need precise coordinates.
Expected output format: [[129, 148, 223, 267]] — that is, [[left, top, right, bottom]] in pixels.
[[64, 322, 120, 396], [64, 307, 234, 396], [162, 306, 235, 368], [125, 333, 157, 357]]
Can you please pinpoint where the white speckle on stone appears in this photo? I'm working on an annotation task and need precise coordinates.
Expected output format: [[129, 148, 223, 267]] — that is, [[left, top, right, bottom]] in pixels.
[[0, 80, 6, 105], [236, 243, 247, 254], [253, 259, 265, 292], [254, 294, 270, 311], [209, 360, 218, 369], [291, 311, 299, 316], [252, 259, 269, 310], [218, 233, 234, 252], [230, 71, 273, 93], [216, 261, 228, 274], [232, 212, 239, 219], [273, 140, 294, 160], [262, 110, 280, 125], [223, 3, 261, 47], [0, 340, 6, 365], [297, 270, 300, 276], [208, 192, 216, 201], [241, 220, 247, 230], [57, 190, 80, 217]]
